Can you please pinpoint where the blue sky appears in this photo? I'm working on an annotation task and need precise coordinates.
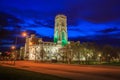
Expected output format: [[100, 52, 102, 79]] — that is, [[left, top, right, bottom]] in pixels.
[[0, 0, 120, 51]]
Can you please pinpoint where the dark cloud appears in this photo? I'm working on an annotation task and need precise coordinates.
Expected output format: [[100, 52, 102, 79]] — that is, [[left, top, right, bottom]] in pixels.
[[1, 0, 120, 25], [0, 12, 22, 26], [25, 30, 37, 35], [98, 27, 120, 33], [69, 32, 120, 46], [94, 35, 120, 46], [34, 19, 54, 28], [64, 0, 120, 24], [0, 0, 120, 51]]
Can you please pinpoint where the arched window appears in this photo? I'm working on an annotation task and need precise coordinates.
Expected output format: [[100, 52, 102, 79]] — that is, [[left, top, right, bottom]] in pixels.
[[54, 30, 58, 43], [62, 31, 67, 46], [61, 22, 64, 27]]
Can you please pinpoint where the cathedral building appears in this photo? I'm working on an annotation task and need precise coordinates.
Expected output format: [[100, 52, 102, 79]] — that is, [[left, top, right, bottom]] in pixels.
[[24, 14, 69, 60]]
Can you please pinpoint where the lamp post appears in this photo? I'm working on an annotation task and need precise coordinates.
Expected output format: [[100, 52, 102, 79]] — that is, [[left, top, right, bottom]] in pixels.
[[107, 54, 110, 62], [98, 53, 101, 64], [11, 33, 18, 65], [13, 33, 19, 65], [11, 45, 16, 65], [21, 32, 28, 60], [12, 32, 27, 65], [0, 52, 2, 62]]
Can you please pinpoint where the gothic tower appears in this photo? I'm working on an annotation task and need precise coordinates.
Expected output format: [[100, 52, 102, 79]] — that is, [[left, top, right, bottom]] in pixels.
[[54, 14, 68, 46]]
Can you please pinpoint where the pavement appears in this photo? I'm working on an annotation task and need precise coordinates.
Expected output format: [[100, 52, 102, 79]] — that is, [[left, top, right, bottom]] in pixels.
[[0, 61, 120, 80]]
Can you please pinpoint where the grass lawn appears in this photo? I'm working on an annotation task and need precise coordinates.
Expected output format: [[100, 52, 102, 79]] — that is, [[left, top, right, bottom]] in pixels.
[[0, 66, 70, 80], [101, 62, 120, 66]]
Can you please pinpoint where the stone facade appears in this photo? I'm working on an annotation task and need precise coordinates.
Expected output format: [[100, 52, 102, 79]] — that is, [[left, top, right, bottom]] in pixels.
[[24, 14, 68, 60]]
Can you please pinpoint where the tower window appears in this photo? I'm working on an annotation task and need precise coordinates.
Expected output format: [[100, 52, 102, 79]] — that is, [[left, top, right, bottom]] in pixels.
[[61, 22, 64, 26]]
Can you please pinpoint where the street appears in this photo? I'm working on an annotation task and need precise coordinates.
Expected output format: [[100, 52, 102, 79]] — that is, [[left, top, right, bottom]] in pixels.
[[0, 61, 120, 80]]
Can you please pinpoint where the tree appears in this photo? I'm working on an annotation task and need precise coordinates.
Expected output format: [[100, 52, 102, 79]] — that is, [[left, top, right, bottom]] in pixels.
[[40, 46, 46, 62], [102, 45, 113, 62]]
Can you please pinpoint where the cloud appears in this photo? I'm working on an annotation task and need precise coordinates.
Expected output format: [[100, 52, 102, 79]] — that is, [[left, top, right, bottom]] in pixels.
[[0, 12, 22, 26], [98, 27, 120, 33], [1, 0, 120, 24], [25, 27, 54, 38], [0, 0, 120, 51], [1, 40, 13, 44]]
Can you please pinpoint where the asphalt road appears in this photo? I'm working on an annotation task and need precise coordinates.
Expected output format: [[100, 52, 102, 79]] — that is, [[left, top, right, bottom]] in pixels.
[[0, 61, 120, 80]]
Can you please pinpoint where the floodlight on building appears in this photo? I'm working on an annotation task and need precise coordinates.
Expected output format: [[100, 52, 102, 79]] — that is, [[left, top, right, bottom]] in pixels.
[[29, 42, 33, 45]]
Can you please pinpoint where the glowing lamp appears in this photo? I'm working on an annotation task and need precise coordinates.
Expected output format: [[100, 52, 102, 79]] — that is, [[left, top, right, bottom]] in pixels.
[[22, 32, 27, 37], [29, 42, 33, 45], [11, 45, 16, 50]]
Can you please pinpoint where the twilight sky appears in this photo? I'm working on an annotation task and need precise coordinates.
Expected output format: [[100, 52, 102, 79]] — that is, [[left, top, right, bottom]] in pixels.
[[0, 0, 120, 51]]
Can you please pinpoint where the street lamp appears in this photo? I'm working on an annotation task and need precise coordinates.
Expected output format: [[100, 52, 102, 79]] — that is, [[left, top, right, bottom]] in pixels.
[[0, 52, 2, 55], [12, 34, 18, 65], [98, 54, 101, 57], [21, 32, 28, 60], [98, 53, 101, 64], [11, 45, 16, 65], [107, 54, 110, 62], [11, 45, 16, 50], [22, 32, 27, 37]]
